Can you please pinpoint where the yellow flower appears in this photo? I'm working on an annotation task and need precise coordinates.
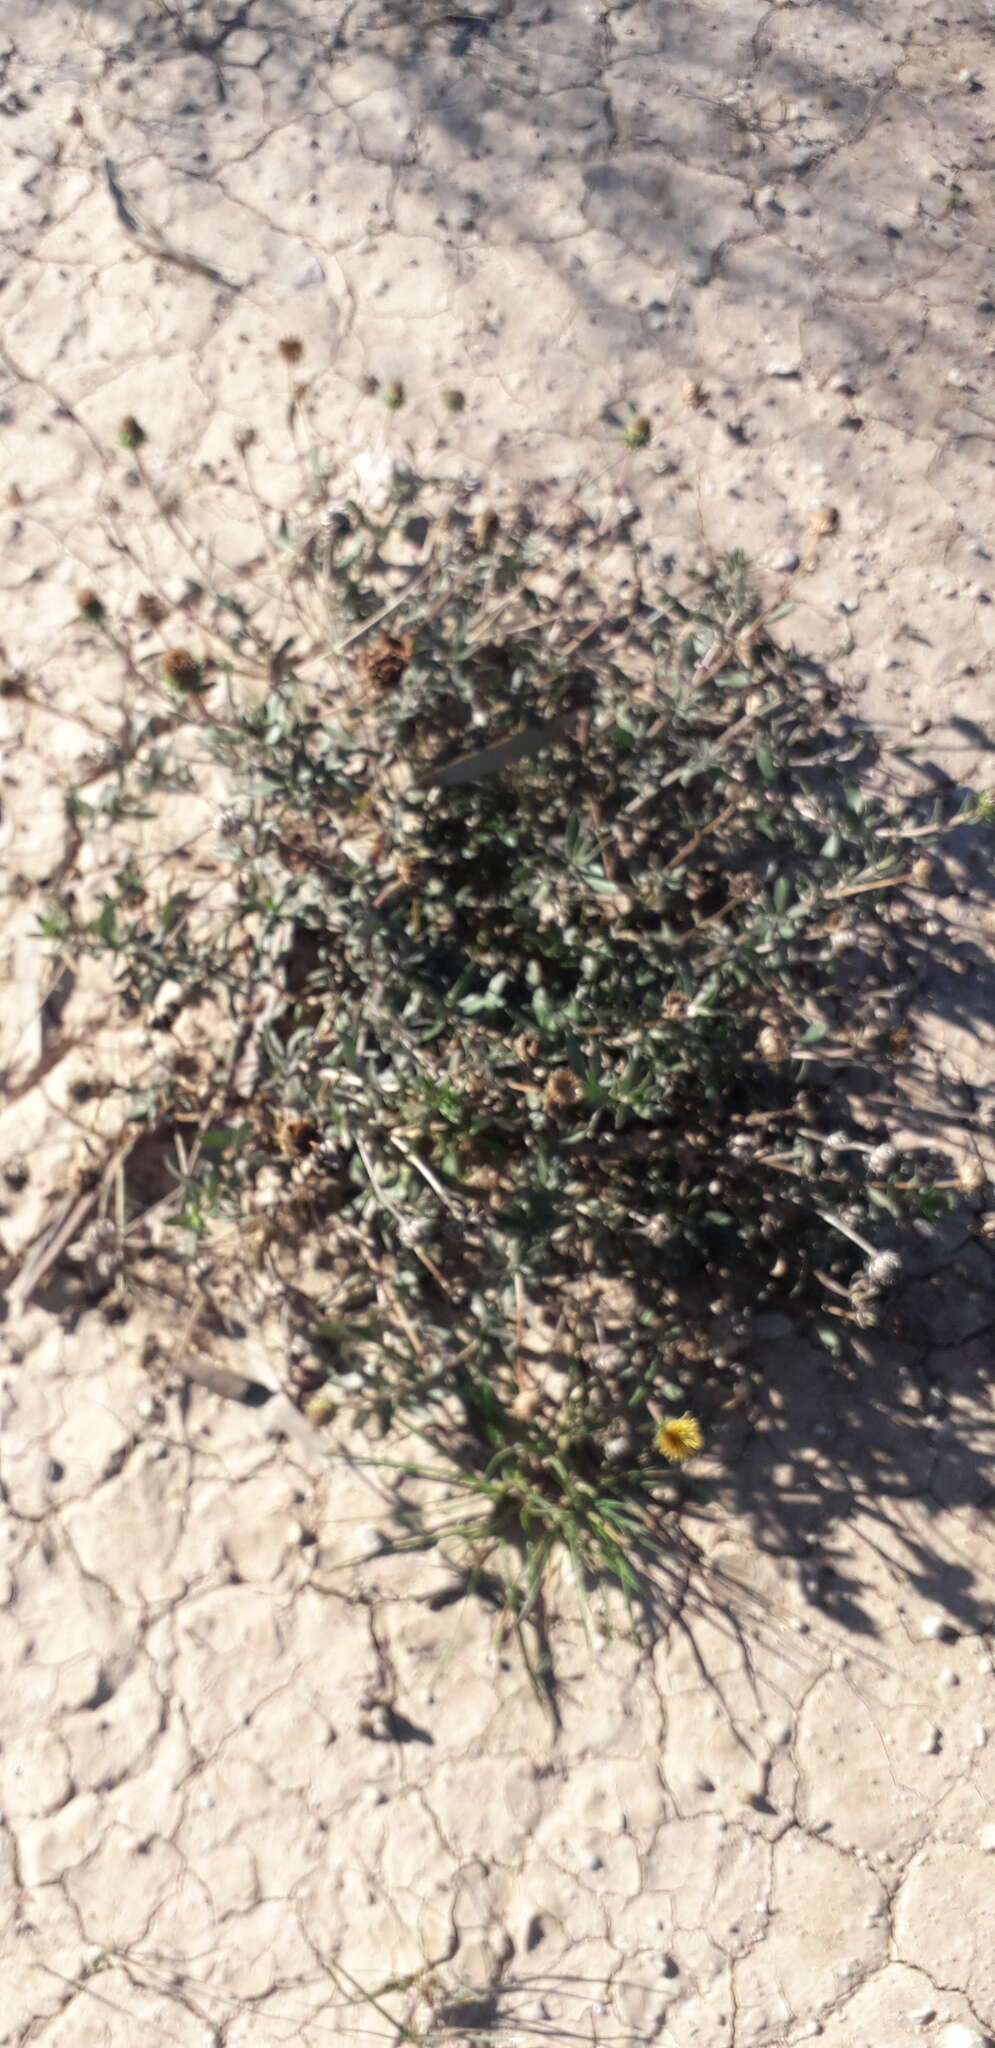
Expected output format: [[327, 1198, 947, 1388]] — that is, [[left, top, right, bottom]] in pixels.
[[656, 1412, 703, 1463]]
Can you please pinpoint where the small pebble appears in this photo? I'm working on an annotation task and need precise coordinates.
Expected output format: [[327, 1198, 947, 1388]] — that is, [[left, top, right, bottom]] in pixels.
[[942, 2026, 989, 2048], [980, 1822, 995, 1852], [971, 1726, 988, 1750], [939, 1667, 960, 1688], [910, 713, 931, 736], [918, 1726, 941, 1756], [773, 548, 799, 571], [920, 1614, 956, 1641], [977, 1657, 993, 1676]]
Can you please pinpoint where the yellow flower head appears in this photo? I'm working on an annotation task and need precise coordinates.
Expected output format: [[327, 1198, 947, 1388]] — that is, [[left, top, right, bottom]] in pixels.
[[656, 1412, 703, 1464]]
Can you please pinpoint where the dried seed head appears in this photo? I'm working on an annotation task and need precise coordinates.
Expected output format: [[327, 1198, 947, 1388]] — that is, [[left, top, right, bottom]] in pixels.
[[117, 415, 146, 450], [162, 646, 206, 693], [910, 856, 935, 890], [277, 335, 304, 364], [866, 1141, 899, 1177], [514, 1031, 542, 1069], [957, 1156, 987, 1196], [384, 379, 406, 410], [849, 1278, 884, 1328], [864, 1248, 902, 1290], [274, 1112, 318, 1159], [823, 1131, 851, 1154], [135, 591, 167, 627], [544, 1068, 581, 1117], [76, 588, 105, 625], [682, 378, 706, 410], [357, 630, 414, 691], [510, 1385, 542, 1422], [810, 504, 839, 537]]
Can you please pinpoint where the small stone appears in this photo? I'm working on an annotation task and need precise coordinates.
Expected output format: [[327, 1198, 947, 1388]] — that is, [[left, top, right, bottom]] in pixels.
[[917, 1726, 941, 1756], [980, 1822, 995, 1852], [971, 1726, 988, 1750], [942, 2026, 989, 2048], [910, 713, 931, 735], [920, 1614, 956, 1641], [910, 2009, 936, 2027], [939, 1667, 960, 1688], [773, 547, 800, 572], [978, 1658, 993, 1676], [766, 360, 801, 378]]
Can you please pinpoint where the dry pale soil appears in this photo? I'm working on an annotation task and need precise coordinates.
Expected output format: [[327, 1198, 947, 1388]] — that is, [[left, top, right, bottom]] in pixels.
[[1, 4, 995, 2045]]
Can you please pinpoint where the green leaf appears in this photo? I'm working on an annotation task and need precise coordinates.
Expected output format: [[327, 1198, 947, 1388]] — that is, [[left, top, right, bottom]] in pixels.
[[800, 1019, 828, 1045], [201, 1124, 254, 1151], [773, 875, 791, 914]]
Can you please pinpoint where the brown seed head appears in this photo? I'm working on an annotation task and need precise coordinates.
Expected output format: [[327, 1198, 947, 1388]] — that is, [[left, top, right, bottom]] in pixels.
[[135, 592, 167, 627], [811, 504, 839, 537], [277, 335, 304, 364], [514, 1031, 542, 1070], [357, 630, 414, 692], [162, 646, 205, 693], [76, 588, 105, 625], [544, 1068, 581, 1117]]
